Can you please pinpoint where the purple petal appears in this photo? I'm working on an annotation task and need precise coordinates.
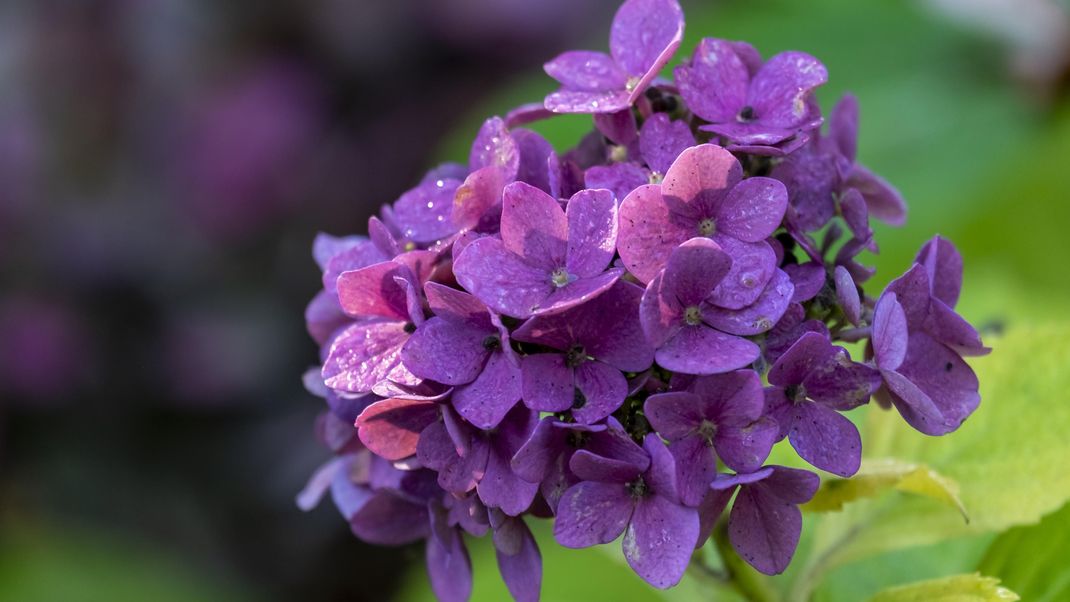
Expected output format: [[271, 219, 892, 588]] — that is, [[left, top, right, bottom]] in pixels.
[[495, 519, 542, 602], [336, 261, 413, 321], [479, 410, 540, 515], [322, 321, 417, 393], [747, 51, 828, 128], [610, 0, 685, 77], [305, 289, 348, 347], [802, 352, 881, 410], [714, 418, 778, 474], [880, 369, 946, 435], [708, 237, 777, 310], [544, 89, 632, 114], [593, 109, 639, 147], [884, 264, 931, 329], [570, 449, 646, 483], [686, 370, 766, 424], [566, 188, 619, 278], [728, 484, 802, 575], [829, 94, 859, 164], [351, 491, 429, 545], [763, 465, 820, 504], [662, 144, 743, 210], [702, 268, 793, 336], [925, 299, 989, 356], [767, 330, 836, 387], [788, 402, 862, 477], [846, 164, 907, 226], [402, 318, 489, 385], [895, 331, 980, 434], [426, 523, 473, 602], [469, 116, 519, 180], [916, 235, 963, 308], [696, 488, 734, 549], [355, 397, 439, 461], [834, 265, 862, 326], [453, 165, 507, 231], [453, 350, 522, 429], [622, 493, 699, 588], [618, 183, 694, 283], [668, 436, 717, 507], [424, 282, 491, 327], [501, 181, 568, 270], [573, 360, 629, 424], [639, 271, 684, 348], [663, 237, 733, 306], [553, 481, 634, 547], [520, 353, 574, 412], [313, 232, 366, 271], [585, 162, 651, 205], [538, 269, 624, 316], [392, 178, 463, 244], [639, 113, 695, 175], [675, 38, 749, 123], [783, 262, 826, 303], [296, 457, 346, 512], [505, 102, 554, 128], [645, 392, 705, 439], [454, 237, 552, 319], [511, 417, 566, 484], [513, 129, 559, 196], [656, 325, 760, 375], [711, 467, 774, 491], [872, 293, 908, 371], [565, 280, 652, 372], [544, 50, 628, 92], [716, 177, 788, 243], [839, 188, 873, 248]]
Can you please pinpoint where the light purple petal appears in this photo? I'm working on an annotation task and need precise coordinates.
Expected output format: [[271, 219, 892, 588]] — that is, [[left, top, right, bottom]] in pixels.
[[501, 181, 568, 270], [925, 299, 989, 356], [305, 289, 348, 347], [708, 237, 777, 310], [788, 402, 862, 477], [872, 293, 908, 371], [618, 183, 695, 283], [702, 268, 793, 336], [585, 162, 651, 205], [675, 38, 749, 123], [566, 188, 619, 278], [747, 51, 828, 128], [829, 94, 859, 164], [453, 350, 522, 429], [544, 89, 632, 114], [663, 237, 733, 306], [639, 113, 695, 175], [714, 418, 778, 474], [622, 493, 699, 589], [553, 481, 634, 547], [544, 50, 629, 92], [834, 265, 861, 326], [392, 178, 463, 244], [610, 0, 685, 77], [454, 237, 551, 319], [573, 360, 628, 424], [469, 116, 519, 180], [520, 353, 574, 412], [402, 318, 489, 385], [716, 177, 788, 243], [656, 325, 760, 375], [537, 268, 624, 316], [322, 321, 417, 393]]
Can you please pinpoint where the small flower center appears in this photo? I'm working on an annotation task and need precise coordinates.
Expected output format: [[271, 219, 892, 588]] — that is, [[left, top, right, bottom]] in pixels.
[[785, 384, 808, 403], [551, 267, 572, 288], [627, 476, 648, 499], [482, 335, 501, 351], [698, 218, 716, 236], [403, 322, 417, 334], [565, 343, 588, 367], [609, 144, 628, 163], [697, 419, 717, 441], [737, 105, 756, 122], [684, 306, 703, 326]]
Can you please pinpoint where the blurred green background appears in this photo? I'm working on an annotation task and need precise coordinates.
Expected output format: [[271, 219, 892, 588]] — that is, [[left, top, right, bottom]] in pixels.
[[3, 0, 1069, 600]]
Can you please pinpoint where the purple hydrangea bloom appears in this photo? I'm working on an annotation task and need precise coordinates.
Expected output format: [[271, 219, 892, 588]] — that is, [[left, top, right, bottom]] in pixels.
[[675, 39, 827, 147], [544, 0, 684, 114], [455, 183, 623, 318]]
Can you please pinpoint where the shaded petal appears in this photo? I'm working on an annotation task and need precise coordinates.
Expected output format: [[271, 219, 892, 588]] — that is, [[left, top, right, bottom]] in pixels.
[[829, 94, 858, 164], [513, 128, 558, 195], [495, 519, 542, 602], [573, 360, 629, 424], [639, 113, 695, 175], [554, 481, 634, 547], [511, 417, 565, 483], [469, 116, 519, 180], [685, 370, 765, 425], [305, 289, 348, 347], [593, 109, 639, 147], [454, 237, 551, 319], [479, 413, 540, 515], [916, 235, 963, 308], [618, 183, 695, 283], [656, 325, 760, 375], [424, 282, 492, 327], [501, 181, 568, 270], [351, 491, 429, 545], [787, 402, 862, 477], [585, 162, 651, 205], [747, 51, 828, 128], [453, 350, 522, 429], [702, 268, 793, 336], [708, 237, 776, 310], [566, 188, 619, 278], [521, 353, 574, 412], [573, 280, 653, 371], [834, 265, 862, 326], [537, 269, 624, 315], [716, 177, 788, 243], [846, 164, 906, 226], [668, 436, 717, 507], [872, 293, 908, 371], [623, 493, 700, 589], [925, 299, 989, 356], [783, 262, 826, 303], [802, 352, 881, 410], [571, 449, 645, 483], [675, 38, 749, 123], [453, 165, 506, 231], [768, 330, 836, 388], [728, 484, 802, 575], [391, 178, 463, 244], [714, 417, 778, 474], [638, 271, 684, 347], [402, 317, 489, 385], [663, 237, 733, 306], [336, 261, 412, 321], [544, 50, 628, 92], [426, 523, 473, 602], [355, 397, 439, 461], [644, 392, 704, 439]]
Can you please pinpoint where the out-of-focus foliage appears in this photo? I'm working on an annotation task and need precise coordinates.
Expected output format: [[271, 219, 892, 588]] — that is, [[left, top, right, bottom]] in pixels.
[[977, 501, 1070, 602], [866, 574, 1018, 602]]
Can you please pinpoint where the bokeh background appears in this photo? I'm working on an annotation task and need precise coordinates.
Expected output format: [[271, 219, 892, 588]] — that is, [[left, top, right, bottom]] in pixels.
[[2, 1, 1069, 601]]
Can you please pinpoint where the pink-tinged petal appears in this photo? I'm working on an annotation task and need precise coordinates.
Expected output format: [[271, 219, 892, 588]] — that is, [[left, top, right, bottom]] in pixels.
[[644, 392, 704, 439], [618, 184, 695, 283], [453, 351, 522, 429], [355, 397, 439, 461], [322, 240, 390, 294], [925, 299, 989, 356], [392, 178, 463, 244], [537, 268, 624, 316], [916, 235, 964, 308], [708, 237, 776, 310], [829, 94, 859, 164], [872, 293, 908, 371], [675, 38, 749, 123], [623, 493, 699, 589], [322, 321, 417, 393], [662, 144, 743, 209], [585, 162, 651, 205], [881, 369, 945, 435], [453, 165, 506, 231], [767, 331, 836, 387], [572, 360, 628, 424], [747, 51, 828, 129], [505, 102, 554, 128], [566, 188, 619, 278], [501, 181, 568, 269], [639, 271, 684, 347], [594, 109, 639, 147], [834, 265, 862, 326], [513, 128, 559, 195], [336, 261, 412, 321], [639, 113, 695, 175], [668, 436, 717, 507], [897, 331, 981, 434], [663, 237, 733, 306], [454, 237, 552, 319], [426, 524, 473, 602], [703, 268, 793, 336], [656, 325, 760, 375], [469, 116, 519, 180], [554, 481, 634, 548], [728, 484, 802, 575], [714, 417, 778, 474], [350, 491, 429, 545], [544, 89, 633, 114], [495, 519, 542, 602], [402, 318, 489, 385], [783, 262, 826, 303], [305, 290, 348, 347], [521, 353, 574, 412], [787, 402, 861, 477], [544, 50, 629, 92], [716, 177, 788, 243], [846, 164, 906, 226], [610, 0, 685, 77], [424, 282, 491, 327]]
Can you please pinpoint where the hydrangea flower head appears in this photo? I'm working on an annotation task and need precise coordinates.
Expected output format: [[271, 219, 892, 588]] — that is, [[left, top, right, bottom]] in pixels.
[[295, 3, 987, 599]]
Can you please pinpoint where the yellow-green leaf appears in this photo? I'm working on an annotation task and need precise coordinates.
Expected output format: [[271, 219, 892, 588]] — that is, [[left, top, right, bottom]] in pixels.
[[804, 458, 966, 520], [867, 573, 1018, 602], [977, 501, 1070, 602]]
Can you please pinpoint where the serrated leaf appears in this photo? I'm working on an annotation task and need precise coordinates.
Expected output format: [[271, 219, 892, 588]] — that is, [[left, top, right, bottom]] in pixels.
[[804, 458, 966, 519], [977, 501, 1070, 602], [866, 573, 1018, 602]]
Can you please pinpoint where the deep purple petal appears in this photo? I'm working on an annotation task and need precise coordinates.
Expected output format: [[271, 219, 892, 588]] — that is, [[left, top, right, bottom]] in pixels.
[[783, 262, 826, 303], [638, 271, 683, 347], [788, 402, 862, 477], [553, 481, 634, 547], [402, 318, 489, 385], [834, 265, 862, 326], [708, 237, 777, 310], [925, 299, 989, 356], [585, 162, 651, 205], [668, 436, 717, 507], [622, 493, 700, 588], [424, 282, 492, 327], [767, 330, 836, 388], [747, 51, 828, 128], [511, 417, 566, 484], [426, 523, 473, 602], [728, 484, 802, 575], [593, 109, 639, 147], [513, 128, 559, 195], [573, 360, 629, 424], [916, 235, 964, 308], [656, 325, 760, 375], [351, 491, 429, 545], [453, 350, 522, 429], [392, 178, 463, 244], [675, 38, 749, 123], [829, 94, 859, 164], [520, 353, 574, 412], [895, 331, 980, 434], [537, 269, 624, 316], [714, 417, 778, 474], [639, 113, 695, 175], [663, 237, 733, 306], [644, 392, 705, 440], [495, 518, 542, 602]]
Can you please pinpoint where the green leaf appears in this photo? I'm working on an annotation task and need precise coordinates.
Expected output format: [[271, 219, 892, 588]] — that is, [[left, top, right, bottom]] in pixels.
[[804, 458, 966, 519], [866, 574, 1018, 602], [977, 501, 1070, 601]]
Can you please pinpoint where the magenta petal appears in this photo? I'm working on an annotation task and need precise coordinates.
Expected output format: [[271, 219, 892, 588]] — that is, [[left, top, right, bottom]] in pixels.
[[623, 494, 700, 589], [453, 165, 507, 231], [708, 237, 777, 310], [355, 397, 439, 461], [717, 177, 788, 243], [656, 325, 760, 375], [728, 485, 802, 575], [639, 113, 695, 175], [675, 38, 749, 123], [453, 351, 522, 429], [495, 519, 542, 602], [846, 164, 907, 226], [521, 353, 574, 412], [322, 240, 389, 294], [618, 183, 694, 283], [662, 144, 743, 208], [566, 188, 619, 278], [872, 293, 908, 371], [703, 268, 793, 336], [544, 89, 632, 114], [747, 51, 828, 128], [553, 481, 634, 548], [572, 360, 628, 424], [336, 261, 412, 321], [834, 265, 862, 326], [544, 50, 628, 92], [501, 181, 568, 270], [639, 271, 684, 347], [585, 163, 651, 205], [402, 318, 488, 385], [537, 268, 623, 316], [663, 237, 733, 306], [469, 116, 519, 180], [454, 237, 551, 319], [426, 525, 473, 602], [322, 321, 417, 393], [610, 0, 684, 77], [714, 418, 778, 474], [669, 436, 717, 507], [916, 235, 964, 308], [788, 402, 861, 477]]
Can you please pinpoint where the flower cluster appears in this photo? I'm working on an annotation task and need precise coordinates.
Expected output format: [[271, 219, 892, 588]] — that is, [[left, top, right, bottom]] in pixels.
[[297, 0, 987, 599]]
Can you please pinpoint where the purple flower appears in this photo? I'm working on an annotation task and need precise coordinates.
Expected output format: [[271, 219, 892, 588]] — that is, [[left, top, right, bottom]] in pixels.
[[511, 417, 608, 512], [675, 38, 827, 147], [454, 182, 623, 318], [709, 466, 819, 575], [765, 331, 880, 477], [402, 283, 522, 429], [544, 0, 684, 114], [512, 280, 653, 423], [645, 371, 778, 506], [553, 433, 699, 589], [640, 238, 792, 375], [618, 144, 787, 309]]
